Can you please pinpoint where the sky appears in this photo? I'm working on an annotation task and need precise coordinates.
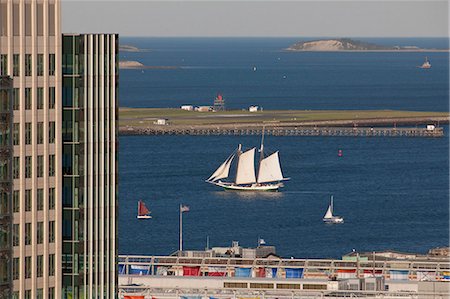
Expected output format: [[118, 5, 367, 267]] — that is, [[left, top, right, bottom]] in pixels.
[[62, 1, 449, 37]]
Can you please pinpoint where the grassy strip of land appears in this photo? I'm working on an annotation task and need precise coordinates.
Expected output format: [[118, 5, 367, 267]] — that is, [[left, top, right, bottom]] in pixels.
[[119, 108, 449, 128]]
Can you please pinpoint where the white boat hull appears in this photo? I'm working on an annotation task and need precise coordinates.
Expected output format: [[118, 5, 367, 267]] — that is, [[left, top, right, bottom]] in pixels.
[[209, 181, 283, 191], [323, 216, 344, 224], [137, 215, 152, 219]]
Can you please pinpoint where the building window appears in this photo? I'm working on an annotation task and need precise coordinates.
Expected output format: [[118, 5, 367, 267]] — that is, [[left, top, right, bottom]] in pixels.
[[37, 87, 44, 109], [37, 54, 44, 76], [49, 122, 55, 143], [25, 3, 31, 36], [25, 88, 31, 110], [36, 255, 44, 278], [37, 3, 43, 36], [25, 223, 31, 245], [13, 190, 19, 213], [48, 287, 55, 299], [25, 54, 32, 76], [13, 123, 19, 146], [25, 122, 31, 144], [0, 54, 6, 76], [49, 87, 55, 109], [303, 284, 327, 290], [13, 88, 19, 110], [13, 224, 19, 246], [25, 156, 32, 178], [48, 4, 55, 36], [49, 154, 55, 176], [49, 221, 55, 243], [37, 189, 44, 210], [36, 288, 43, 299], [13, 258, 19, 280], [49, 187, 55, 210], [37, 222, 43, 244], [25, 257, 32, 279], [13, 54, 19, 76], [25, 190, 31, 211], [37, 155, 43, 177], [13, 157, 19, 179], [49, 54, 55, 76], [25, 290, 31, 299], [224, 282, 248, 288], [37, 122, 43, 144], [49, 254, 55, 276]]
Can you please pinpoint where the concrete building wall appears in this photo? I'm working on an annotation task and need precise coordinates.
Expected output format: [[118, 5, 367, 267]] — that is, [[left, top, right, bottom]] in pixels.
[[0, 0, 62, 298]]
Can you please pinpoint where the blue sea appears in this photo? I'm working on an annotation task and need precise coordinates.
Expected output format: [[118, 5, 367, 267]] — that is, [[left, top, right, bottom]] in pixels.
[[118, 38, 449, 258]]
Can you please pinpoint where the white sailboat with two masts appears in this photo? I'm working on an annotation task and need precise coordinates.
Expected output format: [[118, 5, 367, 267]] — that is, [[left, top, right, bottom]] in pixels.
[[206, 132, 289, 191]]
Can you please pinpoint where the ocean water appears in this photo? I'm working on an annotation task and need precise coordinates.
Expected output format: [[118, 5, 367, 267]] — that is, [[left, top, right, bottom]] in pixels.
[[119, 37, 449, 111], [118, 38, 449, 258]]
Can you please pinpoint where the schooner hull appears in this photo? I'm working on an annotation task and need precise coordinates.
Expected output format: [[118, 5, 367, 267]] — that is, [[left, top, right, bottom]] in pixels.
[[210, 181, 283, 192]]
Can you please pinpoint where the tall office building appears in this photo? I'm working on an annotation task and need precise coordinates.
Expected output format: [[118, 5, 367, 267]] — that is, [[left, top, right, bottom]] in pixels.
[[62, 33, 118, 298], [0, 1, 118, 298]]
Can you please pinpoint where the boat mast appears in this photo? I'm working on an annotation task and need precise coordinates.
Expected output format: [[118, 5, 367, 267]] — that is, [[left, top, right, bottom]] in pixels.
[[259, 127, 265, 163], [331, 195, 334, 215], [257, 127, 265, 182], [234, 144, 242, 184]]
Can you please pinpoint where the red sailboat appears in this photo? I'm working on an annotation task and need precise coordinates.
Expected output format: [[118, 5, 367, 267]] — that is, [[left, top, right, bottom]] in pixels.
[[137, 200, 152, 219]]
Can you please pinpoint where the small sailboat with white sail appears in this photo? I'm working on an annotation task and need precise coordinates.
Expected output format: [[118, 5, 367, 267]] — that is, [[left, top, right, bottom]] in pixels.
[[137, 200, 152, 219], [323, 195, 344, 224], [206, 131, 289, 191], [419, 57, 431, 69]]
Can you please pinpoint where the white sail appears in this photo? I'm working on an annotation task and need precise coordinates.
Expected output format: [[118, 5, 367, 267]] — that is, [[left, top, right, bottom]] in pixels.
[[324, 196, 334, 219], [235, 148, 257, 185], [323, 205, 333, 219], [257, 151, 284, 183], [207, 154, 235, 182]]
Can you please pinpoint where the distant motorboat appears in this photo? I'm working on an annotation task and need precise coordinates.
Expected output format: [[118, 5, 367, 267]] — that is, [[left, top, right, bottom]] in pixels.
[[419, 57, 431, 69], [323, 195, 344, 224], [252, 66, 257, 71], [137, 200, 152, 219]]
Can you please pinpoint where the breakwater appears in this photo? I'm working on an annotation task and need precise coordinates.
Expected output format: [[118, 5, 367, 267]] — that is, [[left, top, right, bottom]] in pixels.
[[119, 126, 444, 137]]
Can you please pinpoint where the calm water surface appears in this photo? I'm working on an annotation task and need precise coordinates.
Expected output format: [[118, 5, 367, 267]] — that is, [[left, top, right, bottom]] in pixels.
[[118, 38, 449, 258]]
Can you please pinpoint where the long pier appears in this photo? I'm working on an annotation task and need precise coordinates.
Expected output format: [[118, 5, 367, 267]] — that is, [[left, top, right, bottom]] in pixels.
[[120, 126, 444, 137]]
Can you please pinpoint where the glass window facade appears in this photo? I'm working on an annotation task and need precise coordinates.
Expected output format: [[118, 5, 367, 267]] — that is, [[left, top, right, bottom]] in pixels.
[[25, 224, 31, 245], [49, 188, 55, 210], [49, 122, 55, 143], [0, 55, 7, 76], [25, 54, 32, 76], [25, 123, 31, 144], [25, 257, 31, 279], [37, 54, 44, 76], [49, 54, 55, 76], [37, 87, 44, 109], [25, 156, 32, 178], [0, 78, 12, 296], [49, 87, 55, 109], [37, 189, 43, 211], [25, 190, 31, 212], [13, 54, 19, 77], [61, 34, 118, 299], [37, 122, 43, 144], [12, 88, 19, 110], [37, 222, 43, 244], [25, 88, 31, 110]]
